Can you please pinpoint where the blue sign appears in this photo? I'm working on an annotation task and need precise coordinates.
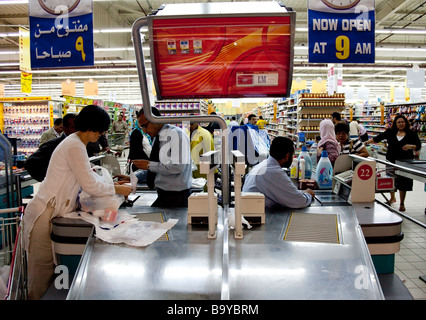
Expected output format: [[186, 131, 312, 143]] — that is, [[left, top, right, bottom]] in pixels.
[[308, 0, 375, 64], [29, 0, 94, 69]]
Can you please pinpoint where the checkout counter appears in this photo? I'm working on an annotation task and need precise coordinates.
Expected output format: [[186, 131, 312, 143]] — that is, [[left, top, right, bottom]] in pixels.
[[63, 154, 402, 300]]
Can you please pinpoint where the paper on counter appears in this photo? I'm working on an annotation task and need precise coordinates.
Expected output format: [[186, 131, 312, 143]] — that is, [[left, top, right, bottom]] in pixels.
[[64, 211, 178, 247]]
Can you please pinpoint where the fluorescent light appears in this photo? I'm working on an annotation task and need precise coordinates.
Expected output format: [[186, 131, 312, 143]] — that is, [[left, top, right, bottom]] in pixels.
[[0, 51, 19, 55], [0, 0, 28, 4], [0, 32, 19, 37]]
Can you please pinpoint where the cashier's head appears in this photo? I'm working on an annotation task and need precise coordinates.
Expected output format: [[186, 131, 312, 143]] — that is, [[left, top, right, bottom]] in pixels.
[[270, 136, 295, 168], [137, 107, 163, 138]]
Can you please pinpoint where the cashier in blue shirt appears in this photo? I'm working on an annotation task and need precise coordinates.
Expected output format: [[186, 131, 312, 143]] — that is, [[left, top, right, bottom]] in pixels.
[[242, 136, 315, 209]]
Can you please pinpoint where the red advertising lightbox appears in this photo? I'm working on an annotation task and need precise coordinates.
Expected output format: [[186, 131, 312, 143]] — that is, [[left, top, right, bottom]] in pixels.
[[147, 2, 295, 99]]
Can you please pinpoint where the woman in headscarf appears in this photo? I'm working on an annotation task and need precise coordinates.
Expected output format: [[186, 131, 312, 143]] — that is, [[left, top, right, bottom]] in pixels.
[[316, 118, 341, 166]]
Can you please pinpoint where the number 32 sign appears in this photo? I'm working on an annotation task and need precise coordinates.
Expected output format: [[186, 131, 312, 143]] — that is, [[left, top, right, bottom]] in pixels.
[[308, 0, 375, 64]]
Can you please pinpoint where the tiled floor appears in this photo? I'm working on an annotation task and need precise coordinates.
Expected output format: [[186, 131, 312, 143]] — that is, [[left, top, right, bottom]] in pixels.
[[376, 179, 426, 300]]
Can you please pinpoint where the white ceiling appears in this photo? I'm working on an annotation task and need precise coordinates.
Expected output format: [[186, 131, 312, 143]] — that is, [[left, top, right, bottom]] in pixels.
[[0, 0, 425, 104]]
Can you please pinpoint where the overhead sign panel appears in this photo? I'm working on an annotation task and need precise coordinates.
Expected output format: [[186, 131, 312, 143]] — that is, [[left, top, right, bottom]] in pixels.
[[29, 0, 94, 68], [148, 2, 295, 99], [308, 0, 375, 64]]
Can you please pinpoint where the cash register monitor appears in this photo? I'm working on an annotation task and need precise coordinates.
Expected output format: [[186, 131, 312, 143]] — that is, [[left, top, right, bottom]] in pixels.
[[334, 155, 352, 175]]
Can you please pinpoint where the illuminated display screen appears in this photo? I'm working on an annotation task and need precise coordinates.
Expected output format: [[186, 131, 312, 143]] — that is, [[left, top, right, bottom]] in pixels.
[[151, 16, 293, 99]]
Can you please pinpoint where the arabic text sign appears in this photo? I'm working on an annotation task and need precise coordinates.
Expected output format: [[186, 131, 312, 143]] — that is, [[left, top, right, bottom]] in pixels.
[[308, 0, 375, 64], [29, 0, 93, 68]]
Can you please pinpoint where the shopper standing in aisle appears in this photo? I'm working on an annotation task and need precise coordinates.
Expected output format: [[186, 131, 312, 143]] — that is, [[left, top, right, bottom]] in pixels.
[[365, 114, 421, 212], [256, 116, 267, 129], [357, 119, 369, 142], [228, 116, 239, 127], [246, 114, 258, 129], [131, 107, 192, 207], [335, 122, 369, 158], [112, 114, 128, 146], [23, 105, 132, 300], [349, 119, 360, 139], [242, 136, 314, 209], [205, 111, 221, 135], [331, 112, 342, 125], [189, 117, 215, 181], [39, 118, 64, 146], [316, 119, 341, 165]]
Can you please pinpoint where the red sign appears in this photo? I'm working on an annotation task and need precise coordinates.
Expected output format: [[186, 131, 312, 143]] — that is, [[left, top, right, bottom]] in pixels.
[[376, 177, 394, 191], [357, 164, 373, 181], [151, 16, 293, 99]]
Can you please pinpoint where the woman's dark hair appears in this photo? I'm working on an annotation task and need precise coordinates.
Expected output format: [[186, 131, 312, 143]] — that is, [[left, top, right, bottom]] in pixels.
[[390, 114, 410, 132], [270, 136, 294, 161], [335, 122, 349, 134], [75, 105, 110, 132]]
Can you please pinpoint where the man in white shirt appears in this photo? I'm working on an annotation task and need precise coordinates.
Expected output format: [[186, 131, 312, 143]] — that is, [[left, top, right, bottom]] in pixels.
[[132, 107, 192, 207], [349, 120, 359, 139], [242, 136, 314, 209], [228, 116, 239, 127]]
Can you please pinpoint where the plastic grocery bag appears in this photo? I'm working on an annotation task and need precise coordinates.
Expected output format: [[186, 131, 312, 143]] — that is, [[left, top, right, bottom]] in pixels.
[[78, 166, 124, 222], [129, 165, 138, 194], [228, 211, 252, 230]]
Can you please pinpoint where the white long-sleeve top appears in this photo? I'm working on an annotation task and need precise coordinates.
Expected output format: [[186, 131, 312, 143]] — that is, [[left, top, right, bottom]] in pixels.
[[23, 133, 115, 250]]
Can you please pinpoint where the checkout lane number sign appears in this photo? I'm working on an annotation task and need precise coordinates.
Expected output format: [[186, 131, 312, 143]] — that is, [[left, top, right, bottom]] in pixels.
[[357, 164, 373, 181], [308, 0, 375, 64]]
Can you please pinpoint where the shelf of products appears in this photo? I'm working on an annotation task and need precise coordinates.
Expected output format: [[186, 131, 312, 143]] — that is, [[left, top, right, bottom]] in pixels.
[[154, 99, 208, 130], [0, 97, 62, 156], [273, 93, 345, 146], [387, 101, 426, 143], [155, 99, 208, 116], [356, 104, 385, 138]]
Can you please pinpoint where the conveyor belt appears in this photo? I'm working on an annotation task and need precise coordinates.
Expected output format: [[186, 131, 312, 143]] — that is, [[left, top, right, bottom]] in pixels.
[[284, 213, 340, 244]]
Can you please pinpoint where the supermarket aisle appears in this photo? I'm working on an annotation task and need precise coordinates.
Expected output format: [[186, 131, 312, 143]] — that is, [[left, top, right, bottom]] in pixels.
[[381, 180, 426, 300]]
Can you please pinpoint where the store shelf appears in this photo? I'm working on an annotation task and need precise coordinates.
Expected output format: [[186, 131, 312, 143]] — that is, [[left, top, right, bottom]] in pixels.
[[278, 93, 346, 146], [0, 98, 62, 156]]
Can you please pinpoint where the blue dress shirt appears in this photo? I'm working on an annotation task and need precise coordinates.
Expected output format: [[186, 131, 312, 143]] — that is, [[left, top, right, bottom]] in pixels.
[[242, 156, 312, 209]]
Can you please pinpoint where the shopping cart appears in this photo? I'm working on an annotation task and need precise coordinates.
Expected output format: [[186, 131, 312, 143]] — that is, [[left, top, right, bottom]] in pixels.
[[108, 132, 127, 148], [0, 207, 27, 300]]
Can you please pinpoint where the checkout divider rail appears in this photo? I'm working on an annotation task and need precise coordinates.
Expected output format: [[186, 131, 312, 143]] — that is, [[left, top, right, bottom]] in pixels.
[[131, 17, 234, 299], [350, 154, 426, 229]]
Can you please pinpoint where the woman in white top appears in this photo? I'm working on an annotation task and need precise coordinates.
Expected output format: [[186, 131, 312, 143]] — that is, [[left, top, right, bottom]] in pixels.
[[24, 105, 132, 300]]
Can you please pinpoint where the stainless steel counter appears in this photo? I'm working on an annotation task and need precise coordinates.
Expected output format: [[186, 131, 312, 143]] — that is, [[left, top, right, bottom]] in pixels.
[[67, 193, 384, 300]]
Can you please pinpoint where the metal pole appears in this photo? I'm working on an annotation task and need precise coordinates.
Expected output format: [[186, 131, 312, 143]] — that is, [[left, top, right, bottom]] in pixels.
[[131, 17, 230, 206]]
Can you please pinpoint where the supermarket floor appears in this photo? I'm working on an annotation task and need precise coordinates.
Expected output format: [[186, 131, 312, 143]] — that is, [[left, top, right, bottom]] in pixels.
[[379, 179, 426, 300]]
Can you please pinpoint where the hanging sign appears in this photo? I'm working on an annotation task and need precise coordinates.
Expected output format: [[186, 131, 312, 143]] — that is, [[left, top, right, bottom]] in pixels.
[[19, 27, 31, 72], [308, 0, 375, 64], [21, 72, 32, 93], [29, 0, 94, 69]]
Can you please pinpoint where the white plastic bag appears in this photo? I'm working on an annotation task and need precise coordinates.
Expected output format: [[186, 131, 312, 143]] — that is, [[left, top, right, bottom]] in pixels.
[[129, 165, 138, 194], [78, 166, 124, 222], [228, 211, 252, 230]]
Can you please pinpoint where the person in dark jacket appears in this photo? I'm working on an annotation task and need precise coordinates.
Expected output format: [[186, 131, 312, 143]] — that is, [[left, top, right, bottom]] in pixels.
[[366, 114, 421, 211], [24, 113, 77, 182]]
